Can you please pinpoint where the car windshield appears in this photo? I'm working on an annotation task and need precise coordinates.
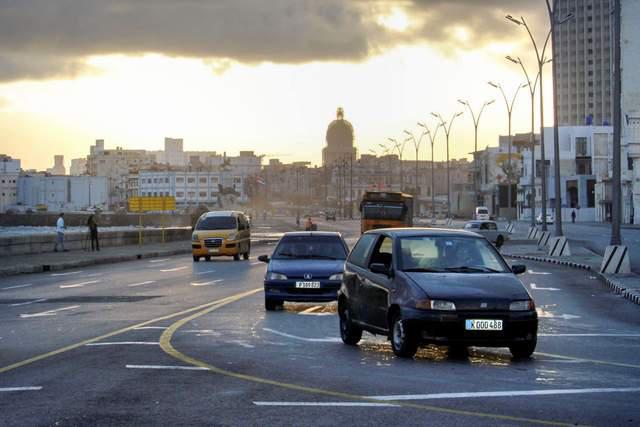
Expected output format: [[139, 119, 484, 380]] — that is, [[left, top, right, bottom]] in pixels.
[[273, 235, 347, 260], [399, 236, 508, 273], [196, 216, 237, 230]]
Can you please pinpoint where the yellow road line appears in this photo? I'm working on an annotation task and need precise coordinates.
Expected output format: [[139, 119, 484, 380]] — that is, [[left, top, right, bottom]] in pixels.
[[0, 288, 262, 375], [159, 302, 579, 426]]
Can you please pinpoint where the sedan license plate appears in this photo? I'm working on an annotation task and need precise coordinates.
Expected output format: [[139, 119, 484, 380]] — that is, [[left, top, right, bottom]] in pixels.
[[465, 319, 503, 331], [295, 281, 321, 289]]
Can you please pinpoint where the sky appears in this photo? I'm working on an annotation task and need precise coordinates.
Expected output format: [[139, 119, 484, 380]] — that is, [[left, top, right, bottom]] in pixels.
[[0, 0, 556, 171]]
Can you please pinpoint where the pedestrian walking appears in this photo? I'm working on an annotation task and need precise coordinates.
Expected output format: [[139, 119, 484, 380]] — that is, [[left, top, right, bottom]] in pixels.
[[54, 212, 68, 252], [87, 215, 100, 251], [571, 210, 576, 224]]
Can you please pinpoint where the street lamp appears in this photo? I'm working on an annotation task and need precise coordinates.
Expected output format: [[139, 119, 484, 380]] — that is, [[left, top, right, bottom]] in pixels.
[[375, 144, 394, 190], [418, 122, 441, 219], [387, 137, 407, 192], [488, 81, 526, 221], [403, 129, 428, 197], [457, 99, 494, 208], [430, 112, 463, 218]]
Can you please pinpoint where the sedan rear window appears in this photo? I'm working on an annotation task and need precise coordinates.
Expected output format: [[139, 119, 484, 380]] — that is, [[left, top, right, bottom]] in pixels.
[[399, 236, 508, 273], [273, 235, 347, 260]]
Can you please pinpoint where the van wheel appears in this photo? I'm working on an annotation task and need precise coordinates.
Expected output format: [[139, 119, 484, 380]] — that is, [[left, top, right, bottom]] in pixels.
[[193, 256, 200, 262], [204, 256, 211, 262], [390, 313, 418, 358], [233, 254, 240, 261]]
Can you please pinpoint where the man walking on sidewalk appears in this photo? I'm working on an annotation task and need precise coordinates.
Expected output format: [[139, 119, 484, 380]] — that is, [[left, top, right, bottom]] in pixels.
[[54, 212, 68, 252], [87, 214, 100, 251], [571, 210, 576, 224]]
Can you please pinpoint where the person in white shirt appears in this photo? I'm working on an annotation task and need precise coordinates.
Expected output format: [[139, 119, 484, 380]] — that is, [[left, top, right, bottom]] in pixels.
[[54, 212, 67, 252]]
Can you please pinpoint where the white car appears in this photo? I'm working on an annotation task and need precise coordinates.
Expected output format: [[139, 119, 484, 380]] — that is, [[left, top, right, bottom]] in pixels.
[[536, 213, 554, 225], [474, 207, 490, 221], [464, 220, 510, 247]]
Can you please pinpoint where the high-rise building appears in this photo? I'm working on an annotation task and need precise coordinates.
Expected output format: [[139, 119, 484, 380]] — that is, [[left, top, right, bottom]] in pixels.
[[0, 154, 20, 213], [323, 107, 357, 167], [555, 0, 613, 126]]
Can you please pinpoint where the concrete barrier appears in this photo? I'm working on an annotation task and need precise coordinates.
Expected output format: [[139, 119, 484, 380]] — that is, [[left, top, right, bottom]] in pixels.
[[506, 223, 515, 233], [0, 227, 191, 256], [600, 245, 631, 275], [537, 231, 551, 248], [548, 236, 571, 257]]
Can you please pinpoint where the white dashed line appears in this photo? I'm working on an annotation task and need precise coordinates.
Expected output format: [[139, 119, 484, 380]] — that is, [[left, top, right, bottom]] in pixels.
[[251, 262, 263, 266], [262, 328, 341, 343], [86, 342, 159, 346], [149, 258, 170, 263], [20, 305, 80, 318], [191, 280, 223, 287], [195, 270, 216, 275], [538, 333, 640, 337], [128, 280, 157, 288], [160, 266, 188, 272], [10, 298, 47, 307], [59, 280, 100, 289], [1, 284, 33, 291], [126, 365, 209, 371], [253, 402, 399, 408], [0, 387, 43, 392], [51, 271, 83, 277]]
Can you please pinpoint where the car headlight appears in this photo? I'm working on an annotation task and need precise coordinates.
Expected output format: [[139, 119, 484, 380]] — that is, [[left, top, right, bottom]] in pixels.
[[191, 234, 199, 242], [510, 300, 535, 311], [415, 299, 456, 311], [329, 273, 343, 281], [266, 272, 287, 281], [227, 233, 237, 241]]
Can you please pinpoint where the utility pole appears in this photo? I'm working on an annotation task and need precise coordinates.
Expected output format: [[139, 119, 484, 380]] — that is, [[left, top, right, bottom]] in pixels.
[[611, 0, 622, 245], [349, 154, 354, 219]]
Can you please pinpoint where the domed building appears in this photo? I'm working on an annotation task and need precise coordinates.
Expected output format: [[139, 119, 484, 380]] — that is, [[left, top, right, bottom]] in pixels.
[[323, 107, 357, 166]]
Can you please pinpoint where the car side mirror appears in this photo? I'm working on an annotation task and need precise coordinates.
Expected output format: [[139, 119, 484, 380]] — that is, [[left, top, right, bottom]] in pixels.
[[370, 263, 391, 277], [258, 255, 270, 263], [511, 264, 526, 275]]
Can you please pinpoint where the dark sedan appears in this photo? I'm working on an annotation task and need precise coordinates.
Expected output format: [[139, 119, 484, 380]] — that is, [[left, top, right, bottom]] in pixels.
[[338, 228, 537, 358], [259, 231, 349, 311]]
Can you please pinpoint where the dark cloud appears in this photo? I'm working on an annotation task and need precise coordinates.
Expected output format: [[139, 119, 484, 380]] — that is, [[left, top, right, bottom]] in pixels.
[[0, 0, 548, 82]]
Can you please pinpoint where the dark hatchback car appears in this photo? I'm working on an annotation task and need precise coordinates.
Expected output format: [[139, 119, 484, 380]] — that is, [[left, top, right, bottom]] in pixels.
[[338, 228, 537, 358], [259, 232, 349, 311]]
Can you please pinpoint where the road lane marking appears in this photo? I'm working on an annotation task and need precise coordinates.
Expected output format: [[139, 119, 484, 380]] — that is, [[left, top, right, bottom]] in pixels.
[[159, 296, 573, 427], [160, 266, 188, 272], [194, 270, 216, 275], [86, 342, 159, 346], [134, 326, 167, 330], [254, 402, 399, 407], [51, 271, 83, 277], [128, 280, 157, 288], [59, 280, 100, 289], [84, 273, 103, 278], [191, 280, 223, 287], [0, 387, 42, 392], [149, 259, 170, 263], [0, 288, 261, 375], [366, 387, 640, 401], [126, 364, 209, 371], [20, 305, 80, 319], [10, 298, 47, 307], [530, 283, 560, 291], [1, 284, 33, 291], [250, 262, 262, 266], [262, 328, 341, 343], [539, 333, 640, 337], [527, 270, 551, 275], [300, 306, 321, 314], [535, 352, 640, 369]]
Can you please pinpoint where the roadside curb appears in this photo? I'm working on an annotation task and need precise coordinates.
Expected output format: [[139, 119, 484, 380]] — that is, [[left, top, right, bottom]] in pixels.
[[0, 239, 279, 278], [503, 252, 640, 307]]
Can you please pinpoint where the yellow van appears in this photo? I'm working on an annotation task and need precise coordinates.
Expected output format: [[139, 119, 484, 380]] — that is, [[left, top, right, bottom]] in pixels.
[[191, 211, 251, 262]]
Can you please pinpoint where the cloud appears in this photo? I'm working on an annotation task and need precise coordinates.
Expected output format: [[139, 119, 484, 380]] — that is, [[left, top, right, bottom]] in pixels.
[[0, 0, 547, 82]]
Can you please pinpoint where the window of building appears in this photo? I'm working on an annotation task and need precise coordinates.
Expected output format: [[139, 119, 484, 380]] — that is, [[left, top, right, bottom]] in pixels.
[[176, 177, 184, 184], [535, 160, 550, 177], [576, 158, 592, 175], [629, 156, 634, 171], [176, 191, 184, 198], [211, 176, 219, 183], [187, 177, 195, 184], [200, 177, 207, 184], [587, 179, 595, 207], [199, 191, 207, 198], [211, 192, 217, 198], [187, 191, 195, 198], [165, 178, 169, 183]]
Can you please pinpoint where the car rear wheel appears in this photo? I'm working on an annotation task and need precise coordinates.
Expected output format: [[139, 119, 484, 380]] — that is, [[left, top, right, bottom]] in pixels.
[[339, 303, 362, 345], [193, 256, 200, 262], [509, 339, 537, 359], [390, 313, 418, 358]]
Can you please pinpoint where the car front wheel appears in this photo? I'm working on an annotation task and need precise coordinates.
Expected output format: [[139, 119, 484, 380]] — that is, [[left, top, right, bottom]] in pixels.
[[265, 298, 281, 311], [509, 339, 537, 359], [390, 313, 418, 358], [339, 302, 362, 345]]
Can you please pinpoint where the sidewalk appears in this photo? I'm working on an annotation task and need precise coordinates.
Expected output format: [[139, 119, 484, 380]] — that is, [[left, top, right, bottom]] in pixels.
[[502, 240, 640, 306]]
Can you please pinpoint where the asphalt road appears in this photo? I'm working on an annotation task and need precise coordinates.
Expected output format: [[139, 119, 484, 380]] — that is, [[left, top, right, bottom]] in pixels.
[[1, 220, 639, 426]]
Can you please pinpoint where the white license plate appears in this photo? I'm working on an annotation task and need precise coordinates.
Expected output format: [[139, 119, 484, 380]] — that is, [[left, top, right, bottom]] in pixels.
[[208, 248, 219, 254], [465, 319, 503, 331], [295, 281, 321, 289]]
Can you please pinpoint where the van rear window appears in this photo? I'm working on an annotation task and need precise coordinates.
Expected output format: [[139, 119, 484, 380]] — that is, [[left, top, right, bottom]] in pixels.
[[477, 208, 488, 214]]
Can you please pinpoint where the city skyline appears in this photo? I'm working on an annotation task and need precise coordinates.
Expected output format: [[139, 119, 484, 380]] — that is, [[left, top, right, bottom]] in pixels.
[[0, 0, 557, 171]]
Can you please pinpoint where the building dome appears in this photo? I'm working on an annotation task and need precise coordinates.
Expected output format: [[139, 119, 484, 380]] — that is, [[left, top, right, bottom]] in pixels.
[[323, 107, 357, 166]]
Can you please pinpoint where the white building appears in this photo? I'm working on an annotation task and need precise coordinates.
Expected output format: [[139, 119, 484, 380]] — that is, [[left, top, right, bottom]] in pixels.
[[17, 175, 108, 212], [622, 0, 640, 224], [0, 155, 20, 213], [70, 158, 87, 176], [46, 155, 66, 175]]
